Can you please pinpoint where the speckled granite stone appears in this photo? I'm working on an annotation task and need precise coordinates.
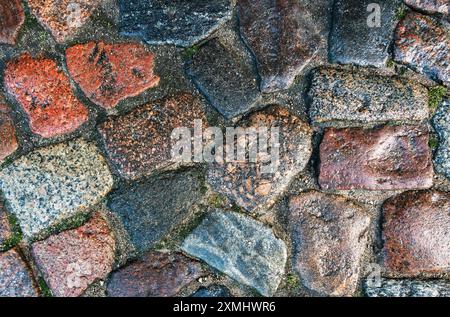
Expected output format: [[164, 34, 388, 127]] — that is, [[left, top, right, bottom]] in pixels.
[[0, 200, 12, 248], [0, 0, 25, 45], [433, 100, 450, 180], [0, 249, 38, 297], [0, 139, 114, 239], [0, 102, 18, 163], [191, 284, 231, 297], [404, 0, 449, 16], [364, 278, 450, 297]]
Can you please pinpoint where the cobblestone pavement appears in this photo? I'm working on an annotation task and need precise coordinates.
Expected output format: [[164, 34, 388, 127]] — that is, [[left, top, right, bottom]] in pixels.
[[0, 0, 448, 297]]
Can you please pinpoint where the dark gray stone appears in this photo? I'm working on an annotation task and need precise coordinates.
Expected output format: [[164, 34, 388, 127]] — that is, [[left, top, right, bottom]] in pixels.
[[330, 0, 403, 67], [119, 0, 233, 47], [433, 100, 450, 180], [364, 278, 450, 297], [186, 38, 261, 119], [108, 169, 205, 253], [191, 284, 231, 297]]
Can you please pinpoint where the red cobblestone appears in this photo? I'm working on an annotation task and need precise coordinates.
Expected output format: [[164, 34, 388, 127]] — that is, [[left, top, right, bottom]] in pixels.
[[0, 102, 18, 162], [66, 42, 160, 110], [0, 0, 24, 45], [0, 249, 38, 297], [4, 54, 89, 138]]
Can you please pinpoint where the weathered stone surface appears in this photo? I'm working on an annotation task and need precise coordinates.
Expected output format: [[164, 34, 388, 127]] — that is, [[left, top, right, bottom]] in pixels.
[[182, 210, 287, 297], [330, 0, 403, 67], [27, 0, 104, 42], [0, 200, 12, 247], [0, 103, 18, 162], [319, 125, 433, 190], [309, 68, 429, 124], [289, 192, 371, 296], [108, 169, 204, 253], [191, 284, 231, 297], [0, 249, 38, 297], [186, 38, 260, 119], [404, 0, 449, 16], [107, 252, 204, 297], [206, 106, 312, 212], [119, 0, 233, 47], [433, 99, 450, 180], [66, 42, 160, 110], [32, 213, 115, 297], [364, 278, 450, 297], [237, 0, 321, 92], [0, 139, 113, 239], [382, 190, 450, 277], [98, 93, 207, 180], [4, 54, 89, 138], [0, 0, 25, 45], [395, 12, 449, 86]]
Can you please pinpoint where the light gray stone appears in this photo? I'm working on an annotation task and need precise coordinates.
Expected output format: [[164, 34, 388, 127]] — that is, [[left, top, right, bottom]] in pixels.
[[433, 100, 450, 180], [364, 278, 450, 297]]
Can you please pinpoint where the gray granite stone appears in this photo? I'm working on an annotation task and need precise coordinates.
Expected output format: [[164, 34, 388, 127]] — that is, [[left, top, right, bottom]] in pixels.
[[0, 139, 114, 239], [191, 284, 231, 297], [433, 99, 450, 180], [182, 210, 287, 297], [364, 278, 450, 297], [0, 249, 38, 297], [330, 0, 403, 67]]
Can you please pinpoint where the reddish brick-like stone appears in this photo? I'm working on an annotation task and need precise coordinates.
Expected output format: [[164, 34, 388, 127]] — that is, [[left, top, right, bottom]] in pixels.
[[66, 42, 160, 110], [0, 249, 38, 297], [31, 213, 116, 297], [4, 54, 89, 138], [107, 252, 204, 297], [0, 0, 24, 45], [0, 102, 18, 162], [382, 190, 450, 277], [98, 93, 207, 180], [0, 200, 12, 247], [319, 125, 433, 190], [404, 0, 449, 15]]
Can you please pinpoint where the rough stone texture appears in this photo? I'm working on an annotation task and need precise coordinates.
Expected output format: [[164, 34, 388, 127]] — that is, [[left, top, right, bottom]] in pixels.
[[309, 68, 429, 124], [289, 192, 371, 296], [0, 200, 12, 247], [0, 249, 38, 297], [206, 106, 312, 212], [395, 12, 449, 86], [182, 210, 287, 297], [119, 0, 233, 47], [364, 278, 450, 297], [66, 42, 160, 110], [319, 125, 433, 190], [4, 54, 89, 138], [0, 139, 113, 239], [107, 252, 204, 297], [0, 102, 18, 162], [186, 38, 260, 119], [0, 0, 25, 45], [108, 169, 204, 253], [433, 99, 450, 180], [404, 0, 449, 16], [27, 0, 104, 43], [382, 190, 450, 277], [191, 284, 231, 297], [237, 0, 321, 92], [32, 213, 116, 297], [330, 0, 403, 67], [98, 93, 207, 180]]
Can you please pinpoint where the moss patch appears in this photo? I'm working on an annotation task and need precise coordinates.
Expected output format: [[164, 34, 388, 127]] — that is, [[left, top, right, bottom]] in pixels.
[[182, 45, 200, 60], [38, 277, 53, 297], [429, 86, 447, 113]]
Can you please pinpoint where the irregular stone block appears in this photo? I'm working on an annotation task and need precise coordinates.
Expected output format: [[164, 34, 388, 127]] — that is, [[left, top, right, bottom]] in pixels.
[[4, 54, 89, 138], [0, 249, 38, 297], [107, 252, 204, 297], [186, 38, 261, 119], [289, 191, 371, 296], [0, 0, 25, 45], [309, 68, 429, 124], [0, 103, 18, 163], [66, 42, 160, 110], [395, 12, 449, 86], [404, 0, 449, 16], [0, 139, 114, 239], [382, 190, 450, 277], [364, 278, 450, 297], [182, 210, 287, 297], [108, 169, 204, 253], [319, 125, 433, 190], [119, 0, 233, 47], [0, 200, 12, 248], [433, 99, 450, 180]]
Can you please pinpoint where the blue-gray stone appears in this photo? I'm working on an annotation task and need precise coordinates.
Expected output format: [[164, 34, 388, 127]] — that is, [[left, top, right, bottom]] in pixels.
[[433, 99, 450, 180], [191, 284, 231, 297]]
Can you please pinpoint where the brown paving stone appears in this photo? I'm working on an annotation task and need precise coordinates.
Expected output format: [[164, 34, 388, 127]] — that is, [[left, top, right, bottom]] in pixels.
[[0, 0, 25, 45], [382, 190, 450, 277], [319, 125, 433, 190], [66, 42, 160, 110], [289, 191, 371, 296], [404, 0, 449, 15], [237, 0, 321, 92], [106, 252, 204, 297], [0, 200, 12, 247], [98, 93, 207, 180], [4, 53, 89, 138], [0, 102, 18, 162], [27, 0, 103, 43], [0, 249, 38, 297], [31, 213, 116, 297]]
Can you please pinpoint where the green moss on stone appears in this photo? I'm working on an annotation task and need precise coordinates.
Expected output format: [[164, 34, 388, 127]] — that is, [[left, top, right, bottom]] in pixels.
[[429, 86, 447, 112]]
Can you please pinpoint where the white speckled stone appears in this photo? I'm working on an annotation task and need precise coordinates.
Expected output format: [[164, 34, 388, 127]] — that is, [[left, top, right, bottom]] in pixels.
[[433, 100, 450, 180], [0, 139, 113, 239]]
